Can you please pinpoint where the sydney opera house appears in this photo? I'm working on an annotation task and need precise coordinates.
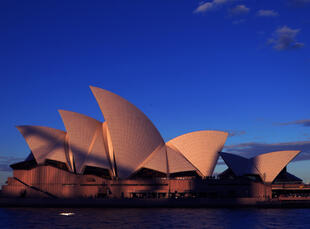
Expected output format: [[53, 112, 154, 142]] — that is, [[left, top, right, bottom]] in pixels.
[[1, 86, 307, 200]]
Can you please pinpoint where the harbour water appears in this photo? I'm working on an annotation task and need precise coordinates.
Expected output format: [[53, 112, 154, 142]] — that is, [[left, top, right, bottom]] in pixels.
[[1, 208, 310, 228]]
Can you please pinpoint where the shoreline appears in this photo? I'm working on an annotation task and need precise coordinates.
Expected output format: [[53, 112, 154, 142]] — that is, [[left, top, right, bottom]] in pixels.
[[1, 198, 310, 208]]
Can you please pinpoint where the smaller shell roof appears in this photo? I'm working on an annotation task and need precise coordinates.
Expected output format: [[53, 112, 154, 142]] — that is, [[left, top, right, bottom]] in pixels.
[[168, 130, 228, 177], [139, 144, 168, 174], [251, 150, 300, 183], [220, 150, 301, 183], [143, 130, 228, 177], [16, 125, 68, 167], [166, 143, 197, 174]]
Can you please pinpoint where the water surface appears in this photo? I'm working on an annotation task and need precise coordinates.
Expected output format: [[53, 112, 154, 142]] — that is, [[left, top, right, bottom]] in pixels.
[[1, 208, 310, 228]]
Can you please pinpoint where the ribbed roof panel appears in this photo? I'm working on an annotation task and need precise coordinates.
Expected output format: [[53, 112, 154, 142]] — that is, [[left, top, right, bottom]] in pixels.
[[168, 130, 228, 177], [16, 125, 67, 166], [59, 110, 110, 174], [251, 150, 300, 183], [166, 143, 196, 174], [90, 86, 165, 178]]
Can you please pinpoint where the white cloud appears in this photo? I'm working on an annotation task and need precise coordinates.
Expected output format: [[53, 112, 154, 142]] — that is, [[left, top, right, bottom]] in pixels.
[[229, 5, 250, 15], [268, 26, 304, 50], [257, 9, 279, 17], [193, 0, 228, 14]]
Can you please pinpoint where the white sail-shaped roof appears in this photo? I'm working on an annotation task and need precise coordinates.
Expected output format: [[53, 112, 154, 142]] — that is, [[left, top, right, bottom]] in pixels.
[[220, 151, 301, 183], [168, 131, 228, 177], [139, 142, 202, 175], [59, 110, 111, 174], [16, 125, 68, 166], [251, 150, 300, 183], [90, 86, 165, 178], [139, 145, 167, 174], [166, 143, 196, 174]]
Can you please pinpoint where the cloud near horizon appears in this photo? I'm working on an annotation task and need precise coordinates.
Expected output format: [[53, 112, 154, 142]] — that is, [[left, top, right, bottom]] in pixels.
[[223, 141, 310, 162], [228, 130, 246, 137], [268, 26, 304, 50], [0, 156, 24, 172], [276, 119, 310, 127]]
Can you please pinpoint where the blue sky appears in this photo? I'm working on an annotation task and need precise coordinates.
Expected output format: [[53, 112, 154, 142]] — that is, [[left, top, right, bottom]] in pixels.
[[0, 0, 309, 185]]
